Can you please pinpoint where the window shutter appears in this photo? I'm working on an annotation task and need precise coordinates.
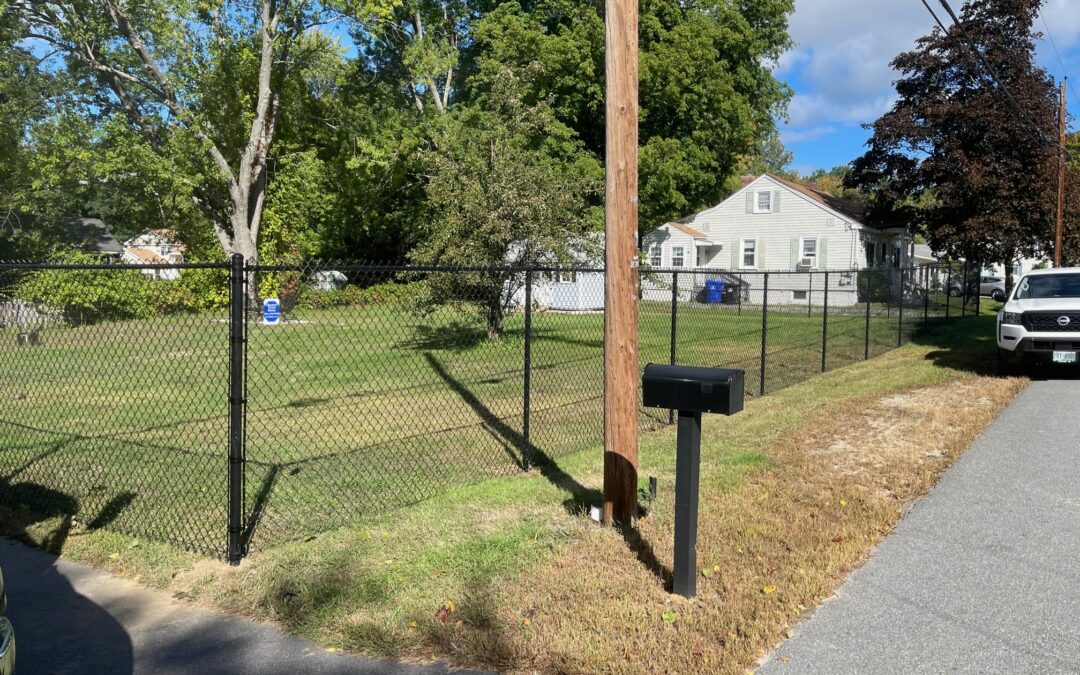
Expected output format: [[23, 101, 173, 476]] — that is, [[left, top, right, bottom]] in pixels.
[[731, 241, 740, 269], [773, 190, 782, 213], [819, 238, 829, 269], [790, 238, 799, 268], [745, 192, 754, 214], [758, 240, 766, 268]]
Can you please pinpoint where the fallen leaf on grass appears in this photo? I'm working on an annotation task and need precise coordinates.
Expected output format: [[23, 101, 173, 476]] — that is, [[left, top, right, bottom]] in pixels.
[[434, 601, 456, 623], [108, 552, 120, 561], [409, 621, 418, 629], [839, 499, 848, 507], [762, 585, 777, 595]]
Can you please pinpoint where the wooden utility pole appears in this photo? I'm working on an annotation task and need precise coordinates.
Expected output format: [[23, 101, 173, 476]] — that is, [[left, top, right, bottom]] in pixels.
[[602, 0, 639, 526], [1057, 77, 1067, 268]]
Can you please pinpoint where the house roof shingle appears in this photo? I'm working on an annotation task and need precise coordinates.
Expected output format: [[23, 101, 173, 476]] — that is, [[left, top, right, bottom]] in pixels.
[[124, 247, 170, 264], [60, 218, 123, 255], [767, 174, 868, 223], [664, 221, 708, 239]]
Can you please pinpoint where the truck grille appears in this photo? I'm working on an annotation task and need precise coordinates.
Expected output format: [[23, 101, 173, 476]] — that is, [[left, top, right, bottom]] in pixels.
[[1023, 312, 1080, 332]]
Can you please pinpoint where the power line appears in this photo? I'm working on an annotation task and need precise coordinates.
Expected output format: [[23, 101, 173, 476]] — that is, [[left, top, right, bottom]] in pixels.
[[934, 0, 1066, 156], [1039, 13, 1080, 111]]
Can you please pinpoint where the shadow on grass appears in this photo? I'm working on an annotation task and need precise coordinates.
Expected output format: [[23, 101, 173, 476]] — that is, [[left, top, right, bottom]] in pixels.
[[424, 352, 673, 587], [911, 316, 999, 376]]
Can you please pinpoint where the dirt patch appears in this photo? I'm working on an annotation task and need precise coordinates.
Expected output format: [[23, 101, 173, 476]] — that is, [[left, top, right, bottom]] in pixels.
[[814, 379, 1016, 498], [438, 374, 1027, 674]]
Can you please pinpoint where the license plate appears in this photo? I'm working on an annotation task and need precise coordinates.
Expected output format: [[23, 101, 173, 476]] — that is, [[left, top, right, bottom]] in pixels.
[[1053, 351, 1078, 364]]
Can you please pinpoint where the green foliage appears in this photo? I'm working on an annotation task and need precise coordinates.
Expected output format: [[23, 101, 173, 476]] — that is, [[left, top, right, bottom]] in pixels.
[[410, 67, 601, 338], [16, 251, 155, 324], [7, 0, 796, 261], [848, 0, 1056, 267], [465, 0, 794, 230]]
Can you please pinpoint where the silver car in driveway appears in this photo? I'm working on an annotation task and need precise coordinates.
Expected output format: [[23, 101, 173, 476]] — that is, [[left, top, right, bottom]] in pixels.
[[950, 274, 1006, 302]]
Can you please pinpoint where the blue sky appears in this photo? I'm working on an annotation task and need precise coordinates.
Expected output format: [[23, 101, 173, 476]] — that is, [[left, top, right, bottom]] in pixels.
[[778, 0, 1080, 175]]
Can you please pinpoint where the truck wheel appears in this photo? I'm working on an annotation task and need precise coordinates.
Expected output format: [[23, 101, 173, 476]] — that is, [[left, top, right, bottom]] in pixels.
[[997, 349, 1023, 376]]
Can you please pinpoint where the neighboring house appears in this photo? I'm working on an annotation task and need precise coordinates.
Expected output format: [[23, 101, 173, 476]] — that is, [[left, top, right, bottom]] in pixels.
[[912, 244, 938, 266], [986, 255, 1050, 280], [640, 174, 913, 307], [121, 229, 186, 280], [60, 218, 124, 258], [504, 236, 605, 312]]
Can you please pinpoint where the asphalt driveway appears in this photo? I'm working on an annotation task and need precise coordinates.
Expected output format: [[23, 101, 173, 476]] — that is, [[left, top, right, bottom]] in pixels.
[[1, 538, 473, 674], [758, 376, 1080, 673]]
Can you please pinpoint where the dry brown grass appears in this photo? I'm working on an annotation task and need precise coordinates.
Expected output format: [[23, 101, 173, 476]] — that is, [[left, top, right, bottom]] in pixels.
[[425, 375, 1025, 674]]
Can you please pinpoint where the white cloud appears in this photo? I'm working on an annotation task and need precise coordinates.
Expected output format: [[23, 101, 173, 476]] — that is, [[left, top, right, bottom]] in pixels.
[[779, 124, 838, 143], [780, 0, 1080, 137]]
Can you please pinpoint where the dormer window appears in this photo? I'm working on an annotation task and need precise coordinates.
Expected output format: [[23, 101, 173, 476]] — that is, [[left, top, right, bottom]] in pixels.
[[755, 191, 773, 214]]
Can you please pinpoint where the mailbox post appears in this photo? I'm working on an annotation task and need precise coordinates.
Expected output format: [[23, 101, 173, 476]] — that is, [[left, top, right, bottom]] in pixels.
[[642, 364, 744, 598]]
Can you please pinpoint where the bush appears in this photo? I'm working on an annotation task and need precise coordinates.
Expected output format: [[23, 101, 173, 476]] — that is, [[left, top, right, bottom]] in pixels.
[[16, 251, 155, 324]]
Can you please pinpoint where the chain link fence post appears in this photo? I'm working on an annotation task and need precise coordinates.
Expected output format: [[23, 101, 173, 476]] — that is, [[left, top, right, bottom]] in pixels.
[[897, 267, 905, 347], [975, 262, 981, 316], [228, 253, 247, 565], [669, 271, 679, 424], [945, 266, 952, 324], [961, 260, 968, 319], [821, 271, 829, 372], [522, 269, 533, 471], [864, 276, 872, 361], [760, 272, 769, 397]]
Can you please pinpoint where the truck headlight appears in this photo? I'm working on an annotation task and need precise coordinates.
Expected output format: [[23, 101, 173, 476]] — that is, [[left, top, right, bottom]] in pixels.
[[1000, 311, 1023, 326]]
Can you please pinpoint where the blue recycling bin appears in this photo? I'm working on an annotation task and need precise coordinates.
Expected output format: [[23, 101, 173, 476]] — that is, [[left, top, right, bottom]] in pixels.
[[705, 279, 725, 304]]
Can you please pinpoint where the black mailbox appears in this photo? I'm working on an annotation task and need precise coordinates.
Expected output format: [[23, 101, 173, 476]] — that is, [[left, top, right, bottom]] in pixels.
[[641, 363, 745, 599], [641, 364, 744, 415]]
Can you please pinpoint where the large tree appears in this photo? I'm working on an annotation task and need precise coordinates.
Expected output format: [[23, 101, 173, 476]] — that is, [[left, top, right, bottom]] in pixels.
[[460, 0, 794, 231], [13, 0, 387, 264], [410, 66, 601, 339], [847, 0, 1059, 273]]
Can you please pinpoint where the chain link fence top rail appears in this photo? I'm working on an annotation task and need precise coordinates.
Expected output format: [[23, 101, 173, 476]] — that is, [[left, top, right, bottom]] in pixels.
[[0, 259, 978, 558]]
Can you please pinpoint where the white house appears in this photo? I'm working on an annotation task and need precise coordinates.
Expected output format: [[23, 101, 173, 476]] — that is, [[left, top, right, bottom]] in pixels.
[[504, 236, 605, 312], [640, 174, 912, 307], [121, 229, 186, 280]]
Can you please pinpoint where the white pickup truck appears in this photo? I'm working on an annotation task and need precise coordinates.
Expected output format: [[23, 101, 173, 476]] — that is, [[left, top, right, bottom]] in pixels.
[[997, 267, 1080, 371]]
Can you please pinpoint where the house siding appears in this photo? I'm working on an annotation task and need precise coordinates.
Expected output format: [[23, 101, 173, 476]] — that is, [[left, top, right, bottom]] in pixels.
[[674, 175, 865, 271], [639, 175, 884, 308]]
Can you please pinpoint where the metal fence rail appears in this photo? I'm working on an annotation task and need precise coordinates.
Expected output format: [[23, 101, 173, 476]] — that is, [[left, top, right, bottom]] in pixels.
[[0, 258, 978, 561]]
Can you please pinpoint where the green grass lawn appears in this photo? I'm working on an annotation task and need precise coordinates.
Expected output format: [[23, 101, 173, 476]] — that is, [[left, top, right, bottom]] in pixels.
[[0, 297, 971, 556], [1, 315, 1016, 674]]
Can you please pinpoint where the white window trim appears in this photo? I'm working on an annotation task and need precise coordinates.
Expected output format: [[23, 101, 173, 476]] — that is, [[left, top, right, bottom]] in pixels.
[[800, 236, 819, 269], [754, 190, 773, 214], [648, 243, 662, 268], [671, 245, 686, 268], [740, 238, 758, 269]]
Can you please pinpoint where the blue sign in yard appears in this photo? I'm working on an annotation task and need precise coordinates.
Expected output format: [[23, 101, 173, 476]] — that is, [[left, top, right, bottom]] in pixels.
[[262, 298, 281, 325]]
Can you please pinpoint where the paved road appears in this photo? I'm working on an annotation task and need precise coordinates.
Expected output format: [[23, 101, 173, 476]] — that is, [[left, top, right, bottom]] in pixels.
[[1, 538, 474, 674], [759, 377, 1080, 674]]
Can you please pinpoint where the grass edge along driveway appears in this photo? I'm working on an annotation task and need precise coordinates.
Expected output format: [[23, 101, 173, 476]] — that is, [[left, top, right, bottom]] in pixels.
[[4, 316, 1022, 673]]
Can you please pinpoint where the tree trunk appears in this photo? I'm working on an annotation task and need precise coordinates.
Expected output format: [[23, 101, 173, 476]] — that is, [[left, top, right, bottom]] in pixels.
[[1004, 256, 1014, 297], [486, 296, 504, 340]]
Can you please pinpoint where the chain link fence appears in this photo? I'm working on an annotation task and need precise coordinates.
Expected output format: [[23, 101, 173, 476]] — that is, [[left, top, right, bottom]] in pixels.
[[0, 258, 978, 560]]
